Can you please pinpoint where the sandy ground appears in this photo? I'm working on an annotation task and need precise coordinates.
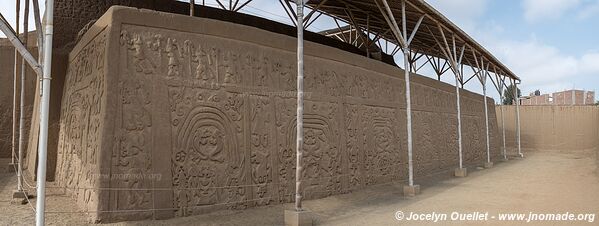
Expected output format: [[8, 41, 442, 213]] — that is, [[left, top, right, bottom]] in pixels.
[[1, 149, 598, 226]]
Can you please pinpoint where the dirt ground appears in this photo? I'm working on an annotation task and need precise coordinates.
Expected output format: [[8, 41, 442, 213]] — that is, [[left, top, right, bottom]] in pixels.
[[1, 149, 598, 226]]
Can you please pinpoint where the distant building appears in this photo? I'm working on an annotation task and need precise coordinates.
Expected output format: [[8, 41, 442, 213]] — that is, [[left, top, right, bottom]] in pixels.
[[520, 89, 595, 106], [520, 94, 551, 105]]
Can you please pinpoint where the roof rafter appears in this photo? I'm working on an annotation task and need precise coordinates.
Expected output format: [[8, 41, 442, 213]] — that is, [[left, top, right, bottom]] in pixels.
[[295, 0, 519, 81]]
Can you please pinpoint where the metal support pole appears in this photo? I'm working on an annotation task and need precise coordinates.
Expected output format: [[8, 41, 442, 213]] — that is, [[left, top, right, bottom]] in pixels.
[[11, 0, 21, 166], [294, 0, 304, 212], [377, 0, 424, 192], [514, 81, 522, 158], [403, 48, 414, 186], [482, 74, 490, 164], [0, 17, 43, 76], [472, 52, 490, 165], [36, 0, 54, 224], [430, 25, 464, 171], [17, 0, 30, 193], [500, 96, 507, 160], [455, 69, 463, 168]]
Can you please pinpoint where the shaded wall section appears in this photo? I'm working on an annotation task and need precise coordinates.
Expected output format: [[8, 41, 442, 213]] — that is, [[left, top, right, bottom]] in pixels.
[[55, 7, 501, 222], [0, 33, 38, 169], [496, 105, 599, 151]]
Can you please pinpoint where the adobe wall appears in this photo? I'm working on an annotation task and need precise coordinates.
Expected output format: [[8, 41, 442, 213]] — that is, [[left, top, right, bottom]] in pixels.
[[0, 34, 38, 171], [0, 46, 17, 160], [25, 0, 384, 181], [496, 105, 599, 151], [25, 0, 177, 182], [55, 6, 501, 222]]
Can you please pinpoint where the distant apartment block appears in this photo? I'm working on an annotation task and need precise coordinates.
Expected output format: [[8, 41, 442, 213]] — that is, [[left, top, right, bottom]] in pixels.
[[520, 89, 595, 106]]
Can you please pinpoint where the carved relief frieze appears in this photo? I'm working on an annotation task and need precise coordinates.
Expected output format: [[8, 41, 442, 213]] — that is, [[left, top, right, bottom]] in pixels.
[[167, 83, 246, 215], [56, 18, 500, 221], [275, 97, 342, 200], [56, 30, 106, 210], [361, 106, 401, 185]]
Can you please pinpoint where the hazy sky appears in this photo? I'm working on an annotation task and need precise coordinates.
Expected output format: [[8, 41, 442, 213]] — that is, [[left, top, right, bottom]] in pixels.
[[2, 0, 598, 101]]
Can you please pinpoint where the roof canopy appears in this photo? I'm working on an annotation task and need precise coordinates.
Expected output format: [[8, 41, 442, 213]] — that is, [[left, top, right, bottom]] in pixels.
[[299, 0, 519, 82]]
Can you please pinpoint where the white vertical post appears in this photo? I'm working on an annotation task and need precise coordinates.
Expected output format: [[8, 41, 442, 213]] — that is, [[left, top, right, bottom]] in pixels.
[[36, 0, 54, 224], [435, 26, 464, 174], [294, 0, 304, 212], [17, 0, 30, 193], [500, 96, 507, 160], [514, 81, 522, 158], [11, 0, 21, 166], [403, 49, 414, 186], [455, 69, 463, 168], [377, 0, 420, 191], [400, 0, 414, 188], [482, 73, 490, 164]]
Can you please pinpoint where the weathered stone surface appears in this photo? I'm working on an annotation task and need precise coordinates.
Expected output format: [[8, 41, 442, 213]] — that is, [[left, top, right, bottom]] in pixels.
[[55, 6, 501, 222]]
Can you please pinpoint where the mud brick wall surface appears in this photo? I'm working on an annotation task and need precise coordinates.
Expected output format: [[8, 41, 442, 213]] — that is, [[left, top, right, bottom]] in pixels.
[[497, 105, 599, 151], [55, 6, 501, 223], [0, 33, 38, 163], [26, 0, 389, 180]]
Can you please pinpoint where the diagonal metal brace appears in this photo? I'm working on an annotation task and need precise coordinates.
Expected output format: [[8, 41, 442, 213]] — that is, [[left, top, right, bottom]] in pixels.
[[0, 13, 42, 77]]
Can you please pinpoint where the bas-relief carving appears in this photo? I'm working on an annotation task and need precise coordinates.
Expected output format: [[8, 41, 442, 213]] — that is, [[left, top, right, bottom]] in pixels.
[[122, 28, 248, 216], [115, 80, 152, 212], [117, 24, 496, 212], [363, 106, 401, 184], [113, 30, 158, 216], [275, 97, 343, 200], [56, 20, 498, 221], [344, 104, 363, 188], [249, 95, 275, 206], [168, 86, 247, 216], [56, 30, 106, 211]]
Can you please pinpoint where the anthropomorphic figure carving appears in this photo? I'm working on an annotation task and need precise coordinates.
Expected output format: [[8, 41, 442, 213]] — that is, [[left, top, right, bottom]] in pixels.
[[222, 51, 238, 85], [373, 123, 394, 175], [188, 166, 217, 205], [193, 45, 218, 88], [128, 34, 155, 74], [188, 126, 224, 163], [166, 38, 180, 78], [303, 128, 325, 178]]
